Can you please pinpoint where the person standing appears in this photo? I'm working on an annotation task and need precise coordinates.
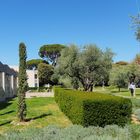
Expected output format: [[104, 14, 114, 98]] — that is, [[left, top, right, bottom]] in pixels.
[[129, 82, 136, 97]]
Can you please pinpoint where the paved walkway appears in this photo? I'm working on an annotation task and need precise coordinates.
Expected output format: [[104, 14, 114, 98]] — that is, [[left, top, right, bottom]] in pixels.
[[25, 90, 54, 98]]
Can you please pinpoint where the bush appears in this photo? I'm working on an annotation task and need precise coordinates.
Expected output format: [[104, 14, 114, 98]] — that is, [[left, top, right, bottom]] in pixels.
[[1, 124, 140, 140], [54, 88, 132, 127]]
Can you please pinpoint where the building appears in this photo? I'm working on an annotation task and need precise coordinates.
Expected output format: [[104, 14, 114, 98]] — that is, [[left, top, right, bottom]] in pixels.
[[26, 69, 39, 87], [0, 62, 18, 101], [10, 66, 39, 88]]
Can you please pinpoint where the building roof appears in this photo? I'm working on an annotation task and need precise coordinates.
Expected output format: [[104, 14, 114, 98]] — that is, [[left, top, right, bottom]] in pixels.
[[0, 62, 17, 76]]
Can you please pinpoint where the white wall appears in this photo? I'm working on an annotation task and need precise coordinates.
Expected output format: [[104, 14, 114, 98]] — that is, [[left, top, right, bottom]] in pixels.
[[27, 70, 39, 87], [10, 66, 39, 87]]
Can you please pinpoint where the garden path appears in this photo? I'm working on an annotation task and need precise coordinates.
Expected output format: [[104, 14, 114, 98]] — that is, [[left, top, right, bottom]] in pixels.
[[25, 91, 54, 98]]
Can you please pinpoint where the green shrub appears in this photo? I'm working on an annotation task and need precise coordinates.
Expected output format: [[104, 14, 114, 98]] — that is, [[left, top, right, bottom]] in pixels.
[[54, 88, 132, 127], [1, 124, 140, 140]]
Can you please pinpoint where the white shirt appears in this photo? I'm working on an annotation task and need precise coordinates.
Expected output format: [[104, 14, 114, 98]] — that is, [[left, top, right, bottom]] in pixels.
[[129, 84, 135, 89]]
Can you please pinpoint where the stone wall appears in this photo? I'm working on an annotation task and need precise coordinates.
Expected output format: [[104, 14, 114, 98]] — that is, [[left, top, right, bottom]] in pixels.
[[0, 62, 17, 101]]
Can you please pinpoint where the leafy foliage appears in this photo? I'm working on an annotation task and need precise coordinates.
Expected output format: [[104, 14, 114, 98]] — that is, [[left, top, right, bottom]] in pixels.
[[1, 124, 140, 140], [26, 59, 48, 70], [127, 63, 140, 84], [55, 44, 114, 91], [38, 63, 54, 86], [109, 62, 140, 90], [109, 65, 129, 91], [54, 87, 132, 127], [131, 14, 140, 41], [39, 44, 66, 66], [115, 61, 128, 65], [54, 45, 80, 88], [18, 42, 28, 121]]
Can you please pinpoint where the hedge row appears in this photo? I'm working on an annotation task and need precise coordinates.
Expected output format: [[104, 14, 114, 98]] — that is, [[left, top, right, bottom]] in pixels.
[[54, 88, 132, 127]]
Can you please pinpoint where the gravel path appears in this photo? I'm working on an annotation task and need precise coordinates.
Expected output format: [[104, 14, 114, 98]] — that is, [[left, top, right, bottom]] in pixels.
[[25, 91, 54, 98]]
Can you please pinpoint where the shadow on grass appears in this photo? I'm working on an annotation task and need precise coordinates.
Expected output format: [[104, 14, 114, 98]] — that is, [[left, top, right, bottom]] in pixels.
[[0, 110, 15, 116], [26, 113, 52, 121], [0, 102, 12, 110], [0, 120, 12, 126], [0, 98, 15, 110]]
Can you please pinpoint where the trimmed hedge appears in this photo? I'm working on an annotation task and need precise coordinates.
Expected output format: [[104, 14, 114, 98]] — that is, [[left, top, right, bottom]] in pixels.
[[54, 88, 132, 127]]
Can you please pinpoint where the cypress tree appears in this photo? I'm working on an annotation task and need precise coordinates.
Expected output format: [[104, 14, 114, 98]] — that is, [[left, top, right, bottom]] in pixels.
[[18, 42, 28, 122]]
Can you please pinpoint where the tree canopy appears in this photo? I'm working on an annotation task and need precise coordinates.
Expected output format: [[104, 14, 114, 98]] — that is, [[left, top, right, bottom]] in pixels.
[[54, 44, 114, 91], [78, 46, 113, 91], [115, 61, 129, 66], [26, 59, 48, 70], [38, 63, 54, 86], [55, 45, 79, 89], [131, 14, 140, 41], [109, 62, 140, 90], [109, 65, 129, 91], [39, 44, 66, 66]]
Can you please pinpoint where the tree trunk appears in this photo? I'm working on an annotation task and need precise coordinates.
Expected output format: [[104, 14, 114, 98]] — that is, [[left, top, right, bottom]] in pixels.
[[83, 85, 88, 91], [102, 81, 105, 90], [90, 84, 93, 92], [119, 88, 120, 92], [82, 78, 94, 92]]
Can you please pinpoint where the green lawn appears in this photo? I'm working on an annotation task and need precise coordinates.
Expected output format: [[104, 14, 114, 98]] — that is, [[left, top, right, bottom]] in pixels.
[[93, 86, 140, 115], [0, 87, 140, 140], [0, 97, 72, 133], [94, 86, 140, 98], [1, 89, 140, 139], [1, 87, 140, 134]]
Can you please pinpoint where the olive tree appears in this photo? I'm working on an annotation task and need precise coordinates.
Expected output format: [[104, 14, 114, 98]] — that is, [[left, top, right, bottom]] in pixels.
[[78, 46, 113, 91], [109, 62, 140, 90], [55, 45, 80, 89], [109, 65, 129, 91], [55, 44, 114, 91]]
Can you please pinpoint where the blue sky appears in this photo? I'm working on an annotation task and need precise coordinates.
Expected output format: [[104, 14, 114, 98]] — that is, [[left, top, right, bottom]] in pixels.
[[0, 0, 139, 65]]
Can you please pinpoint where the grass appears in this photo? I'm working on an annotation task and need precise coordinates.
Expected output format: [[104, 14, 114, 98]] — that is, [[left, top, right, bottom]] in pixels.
[[0, 86, 140, 134], [0, 87, 140, 140], [0, 97, 72, 133], [93, 86, 140, 115], [94, 86, 140, 98], [0, 95, 139, 139]]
